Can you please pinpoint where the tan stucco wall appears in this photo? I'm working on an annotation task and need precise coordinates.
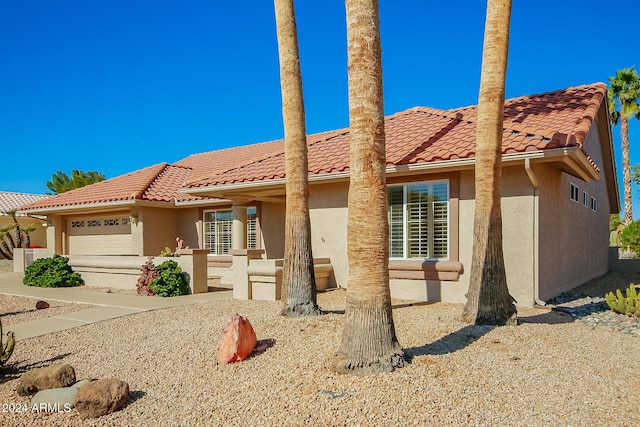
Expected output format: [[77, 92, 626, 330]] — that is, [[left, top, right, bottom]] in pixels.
[[176, 208, 201, 250], [46, 215, 63, 255], [537, 125, 611, 300], [309, 181, 349, 289], [260, 201, 285, 259], [138, 207, 180, 256], [458, 166, 536, 306]]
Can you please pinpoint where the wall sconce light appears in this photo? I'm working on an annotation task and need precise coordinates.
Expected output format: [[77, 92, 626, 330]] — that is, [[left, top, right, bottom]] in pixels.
[[129, 212, 138, 225]]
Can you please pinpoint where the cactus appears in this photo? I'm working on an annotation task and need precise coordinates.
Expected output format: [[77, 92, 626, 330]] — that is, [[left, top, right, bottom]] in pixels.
[[605, 284, 640, 317], [0, 318, 15, 365]]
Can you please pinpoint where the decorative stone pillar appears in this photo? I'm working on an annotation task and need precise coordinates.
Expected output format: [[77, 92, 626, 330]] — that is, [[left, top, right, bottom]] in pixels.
[[231, 203, 247, 251]]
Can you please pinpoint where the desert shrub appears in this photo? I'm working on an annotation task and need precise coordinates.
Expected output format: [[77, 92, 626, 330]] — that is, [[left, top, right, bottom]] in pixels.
[[159, 247, 175, 257], [23, 254, 83, 288], [605, 284, 640, 317], [619, 221, 640, 256], [148, 260, 189, 297], [136, 257, 158, 296]]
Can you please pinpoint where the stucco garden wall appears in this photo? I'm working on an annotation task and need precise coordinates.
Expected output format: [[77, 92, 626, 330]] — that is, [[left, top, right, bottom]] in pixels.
[[14, 248, 208, 294]]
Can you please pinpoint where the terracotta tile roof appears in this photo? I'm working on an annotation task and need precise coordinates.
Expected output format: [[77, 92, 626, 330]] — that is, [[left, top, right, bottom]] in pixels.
[[20, 163, 192, 211], [0, 192, 48, 216], [175, 140, 285, 183], [20, 82, 607, 212], [20, 140, 287, 212], [188, 83, 607, 188]]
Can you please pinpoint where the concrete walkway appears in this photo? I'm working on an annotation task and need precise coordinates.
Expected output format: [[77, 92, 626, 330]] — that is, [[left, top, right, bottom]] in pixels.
[[0, 272, 232, 340]]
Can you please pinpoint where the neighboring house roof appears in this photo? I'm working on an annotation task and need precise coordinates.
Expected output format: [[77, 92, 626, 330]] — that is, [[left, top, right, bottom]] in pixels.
[[187, 83, 607, 190], [0, 192, 48, 216], [20, 82, 615, 213]]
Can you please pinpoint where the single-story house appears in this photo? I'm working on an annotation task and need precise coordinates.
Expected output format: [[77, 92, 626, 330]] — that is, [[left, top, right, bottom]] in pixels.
[[19, 83, 619, 306], [0, 191, 48, 254]]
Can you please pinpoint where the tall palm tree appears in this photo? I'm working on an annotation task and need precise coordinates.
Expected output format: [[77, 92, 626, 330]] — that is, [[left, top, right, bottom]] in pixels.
[[462, 0, 517, 326], [333, 0, 406, 374], [608, 66, 640, 225], [274, 0, 321, 316]]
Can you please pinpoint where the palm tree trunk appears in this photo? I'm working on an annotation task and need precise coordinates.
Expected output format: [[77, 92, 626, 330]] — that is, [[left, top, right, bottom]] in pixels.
[[0, 238, 13, 260], [621, 117, 633, 224], [462, 0, 517, 326], [274, 0, 321, 316], [8, 210, 22, 249], [333, 0, 405, 375]]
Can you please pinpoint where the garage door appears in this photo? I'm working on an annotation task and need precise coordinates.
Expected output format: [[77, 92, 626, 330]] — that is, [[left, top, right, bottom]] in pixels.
[[67, 215, 132, 255]]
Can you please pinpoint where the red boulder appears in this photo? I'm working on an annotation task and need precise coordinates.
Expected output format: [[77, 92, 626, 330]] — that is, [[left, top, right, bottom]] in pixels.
[[36, 301, 50, 310], [217, 314, 257, 363]]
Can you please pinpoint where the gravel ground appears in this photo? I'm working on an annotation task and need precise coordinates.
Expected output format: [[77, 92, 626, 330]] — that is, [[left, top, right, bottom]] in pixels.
[[0, 295, 94, 328], [0, 272, 638, 426]]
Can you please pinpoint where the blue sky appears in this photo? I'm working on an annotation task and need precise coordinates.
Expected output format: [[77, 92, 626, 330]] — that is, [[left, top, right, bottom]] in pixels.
[[0, 1, 638, 216]]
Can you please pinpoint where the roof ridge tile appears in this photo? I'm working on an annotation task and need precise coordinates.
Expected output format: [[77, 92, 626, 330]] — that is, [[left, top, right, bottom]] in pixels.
[[132, 163, 169, 200]]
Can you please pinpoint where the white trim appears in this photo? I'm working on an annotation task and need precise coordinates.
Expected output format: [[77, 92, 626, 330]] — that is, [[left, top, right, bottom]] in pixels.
[[182, 146, 598, 196]]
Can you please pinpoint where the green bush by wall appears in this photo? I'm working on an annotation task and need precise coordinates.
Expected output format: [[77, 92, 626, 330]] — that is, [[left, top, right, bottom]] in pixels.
[[23, 254, 83, 288]]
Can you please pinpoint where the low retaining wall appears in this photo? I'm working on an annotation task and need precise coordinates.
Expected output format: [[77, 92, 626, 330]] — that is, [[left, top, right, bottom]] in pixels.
[[230, 254, 334, 301], [14, 249, 208, 294], [389, 260, 465, 302]]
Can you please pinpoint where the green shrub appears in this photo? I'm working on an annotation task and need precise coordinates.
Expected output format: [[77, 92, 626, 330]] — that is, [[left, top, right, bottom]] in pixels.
[[23, 254, 83, 288], [606, 284, 640, 317], [159, 247, 175, 257], [619, 221, 640, 255], [148, 260, 189, 297]]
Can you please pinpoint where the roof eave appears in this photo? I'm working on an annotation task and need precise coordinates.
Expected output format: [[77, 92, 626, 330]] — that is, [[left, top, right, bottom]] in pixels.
[[19, 199, 151, 215], [182, 147, 600, 198]]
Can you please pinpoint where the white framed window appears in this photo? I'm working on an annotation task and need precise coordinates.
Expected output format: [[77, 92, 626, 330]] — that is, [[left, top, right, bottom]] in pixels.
[[570, 183, 579, 202], [203, 207, 257, 255], [583, 191, 589, 208], [590, 197, 597, 211], [388, 181, 449, 260]]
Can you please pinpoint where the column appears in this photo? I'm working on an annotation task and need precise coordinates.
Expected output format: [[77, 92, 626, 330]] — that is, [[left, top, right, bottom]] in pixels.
[[231, 203, 247, 250]]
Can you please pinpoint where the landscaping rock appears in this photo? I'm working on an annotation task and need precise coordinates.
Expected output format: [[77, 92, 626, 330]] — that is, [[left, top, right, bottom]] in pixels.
[[217, 314, 257, 363], [35, 300, 50, 309], [74, 378, 130, 419], [31, 385, 81, 411], [17, 364, 76, 396]]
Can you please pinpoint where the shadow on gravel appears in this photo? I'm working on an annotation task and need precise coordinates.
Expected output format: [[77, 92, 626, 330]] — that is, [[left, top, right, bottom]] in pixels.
[[127, 390, 147, 405], [2, 308, 39, 317], [404, 325, 495, 359], [518, 310, 574, 325], [321, 309, 345, 315], [0, 353, 72, 384]]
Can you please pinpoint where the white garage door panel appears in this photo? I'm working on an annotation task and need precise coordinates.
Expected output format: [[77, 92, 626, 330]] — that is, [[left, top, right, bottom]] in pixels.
[[68, 234, 132, 255], [67, 216, 132, 255]]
